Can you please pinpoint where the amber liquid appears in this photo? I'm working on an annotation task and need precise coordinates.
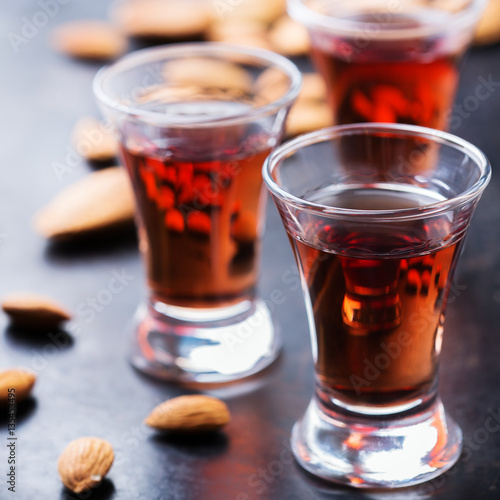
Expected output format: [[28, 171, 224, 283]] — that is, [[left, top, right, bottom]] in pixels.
[[289, 187, 463, 409], [310, 13, 460, 129], [121, 140, 270, 309]]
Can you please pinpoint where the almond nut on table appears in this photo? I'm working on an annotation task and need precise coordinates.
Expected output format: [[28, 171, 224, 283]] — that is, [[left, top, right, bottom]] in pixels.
[[50, 20, 128, 60], [145, 395, 231, 433], [112, 0, 211, 39], [1, 292, 71, 330], [33, 167, 135, 240], [58, 437, 114, 494], [474, 0, 500, 46], [0, 369, 36, 404], [71, 117, 118, 163]]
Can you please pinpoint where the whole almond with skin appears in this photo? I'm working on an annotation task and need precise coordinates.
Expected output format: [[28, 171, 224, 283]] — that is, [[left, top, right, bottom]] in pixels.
[[253, 67, 290, 104], [58, 437, 114, 494], [297, 73, 327, 105], [33, 167, 135, 240], [163, 58, 253, 93], [474, 0, 500, 46], [72, 117, 118, 162], [215, 32, 274, 51], [145, 395, 230, 432], [213, 0, 286, 25], [0, 369, 36, 404], [268, 16, 310, 56], [286, 101, 333, 137], [50, 21, 128, 60], [206, 19, 268, 42], [2, 292, 71, 330], [113, 0, 211, 38]]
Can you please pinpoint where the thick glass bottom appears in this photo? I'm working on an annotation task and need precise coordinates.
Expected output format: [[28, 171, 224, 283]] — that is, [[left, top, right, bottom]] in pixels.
[[130, 298, 281, 383], [291, 397, 462, 489]]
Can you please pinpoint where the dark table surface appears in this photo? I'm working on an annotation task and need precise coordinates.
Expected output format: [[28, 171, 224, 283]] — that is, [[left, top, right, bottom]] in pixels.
[[1, 1, 500, 499]]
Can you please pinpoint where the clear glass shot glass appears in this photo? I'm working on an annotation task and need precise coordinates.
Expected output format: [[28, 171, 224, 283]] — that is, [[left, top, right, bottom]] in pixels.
[[288, 0, 486, 129], [94, 43, 301, 382], [263, 123, 491, 488]]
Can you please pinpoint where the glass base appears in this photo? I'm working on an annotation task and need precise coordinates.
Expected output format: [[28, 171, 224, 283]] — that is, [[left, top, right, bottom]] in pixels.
[[291, 397, 462, 489], [130, 298, 281, 383]]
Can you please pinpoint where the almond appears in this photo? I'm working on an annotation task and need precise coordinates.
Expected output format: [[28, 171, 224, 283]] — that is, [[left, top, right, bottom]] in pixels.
[[253, 67, 291, 104], [286, 101, 333, 137], [206, 19, 268, 42], [71, 117, 118, 162], [269, 16, 310, 56], [50, 21, 128, 60], [297, 73, 327, 105], [0, 369, 36, 404], [58, 437, 114, 494], [163, 58, 253, 93], [145, 395, 230, 432], [2, 292, 71, 330], [33, 167, 135, 240], [474, 0, 500, 46], [217, 32, 274, 51], [112, 0, 211, 38], [213, 0, 286, 25]]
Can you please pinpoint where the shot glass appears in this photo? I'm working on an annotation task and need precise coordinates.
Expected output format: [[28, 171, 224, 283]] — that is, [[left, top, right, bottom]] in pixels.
[[263, 124, 490, 488], [94, 43, 301, 382], [289, 0, 486, 129]]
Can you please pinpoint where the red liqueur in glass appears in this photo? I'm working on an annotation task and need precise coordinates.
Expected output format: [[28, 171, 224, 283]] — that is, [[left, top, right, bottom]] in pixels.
[[121, 138, 271, 309], [309, 13, 462, 129], [288, 186, 464, 411]]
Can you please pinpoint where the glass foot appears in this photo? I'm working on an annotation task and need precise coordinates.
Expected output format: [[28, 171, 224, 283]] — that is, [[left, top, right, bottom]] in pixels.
[[130, 299, 281, 383], [291, 397, 462, 489]]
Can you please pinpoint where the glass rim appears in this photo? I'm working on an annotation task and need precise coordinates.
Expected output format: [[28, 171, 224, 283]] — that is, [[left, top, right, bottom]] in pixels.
[[263, 123, 491, 222], [287, 0, 488, 40], [93, 42, 302, 128]]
